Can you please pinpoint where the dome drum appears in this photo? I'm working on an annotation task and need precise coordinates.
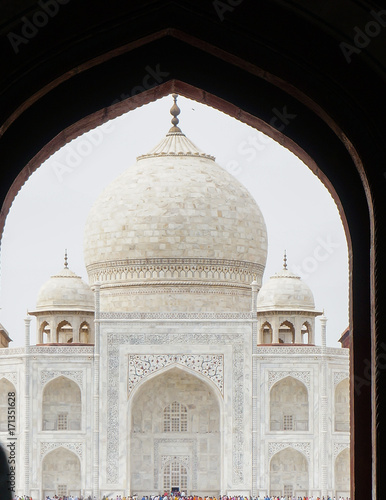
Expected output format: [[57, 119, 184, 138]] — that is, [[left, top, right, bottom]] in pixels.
[[96, 283, 256, 313]]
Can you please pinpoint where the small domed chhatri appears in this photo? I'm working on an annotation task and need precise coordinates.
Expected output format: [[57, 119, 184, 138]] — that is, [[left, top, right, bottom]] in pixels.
[[29, 251, 94, 344], [256, 252, 316, 312], [34, 252, 94, 312], [256, 252, 322, 344], [84, 95, 268, 312]]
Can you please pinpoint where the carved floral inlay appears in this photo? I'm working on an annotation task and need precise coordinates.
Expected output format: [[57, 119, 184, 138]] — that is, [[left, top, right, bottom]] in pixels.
[[333, 371, 349, 387], [268, 441, 311, 461], [334, 442, 349, 458], [128, 354, 224, 395], [268, 370, 310, 390], [40, 441, 83, 458], [40, 370, 83, 388]]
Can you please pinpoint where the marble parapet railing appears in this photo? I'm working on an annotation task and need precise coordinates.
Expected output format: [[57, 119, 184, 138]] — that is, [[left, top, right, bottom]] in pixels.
[[99, 311, 255, 320], [255, 345, 348, 356], [0, 345, 95, 356]]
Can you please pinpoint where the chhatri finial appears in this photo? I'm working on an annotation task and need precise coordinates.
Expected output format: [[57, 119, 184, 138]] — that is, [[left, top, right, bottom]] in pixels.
[[64, 249, 68, 269], [168, 94, 182, 133], [283, 250, 288, 270]]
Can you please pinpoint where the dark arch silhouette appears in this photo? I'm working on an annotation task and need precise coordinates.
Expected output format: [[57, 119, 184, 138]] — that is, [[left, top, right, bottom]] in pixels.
[[0, 2, 385, 498], [0, 444, 12, 500]]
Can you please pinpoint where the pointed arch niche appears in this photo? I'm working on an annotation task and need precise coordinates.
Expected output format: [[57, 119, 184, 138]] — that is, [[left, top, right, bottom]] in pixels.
[[128, 366, 221, 496], [270, 376, 309, 432], [335, 448, 350, 497], [335, 378, 350, 432], [42, 376, 81, 431], [42, 447, 81, 498], [270, 447, 308, 497]]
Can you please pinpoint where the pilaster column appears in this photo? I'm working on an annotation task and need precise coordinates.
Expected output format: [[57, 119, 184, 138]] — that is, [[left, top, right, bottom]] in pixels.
[[272, 317, 279, 343], [93, 283, 101, 499], [294, 316, 303, 344], [37, 320, 43, 344], [251, 280, 258, 313], [320, 314, 328, 497], [251, 290, 258, 495], [24, 317, 31, 496], [72, 316, 81, 343]]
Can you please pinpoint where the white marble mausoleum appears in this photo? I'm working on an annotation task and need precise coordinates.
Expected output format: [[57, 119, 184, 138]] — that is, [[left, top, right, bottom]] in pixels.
[[0, 95, 350, 500]]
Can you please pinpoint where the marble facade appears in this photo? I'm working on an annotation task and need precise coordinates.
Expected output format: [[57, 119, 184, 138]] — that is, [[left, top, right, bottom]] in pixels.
[[0, 96, 349, 499]]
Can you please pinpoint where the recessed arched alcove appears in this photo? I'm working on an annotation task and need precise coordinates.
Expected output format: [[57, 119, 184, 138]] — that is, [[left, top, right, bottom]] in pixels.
[[0, 7, 379, 495], [128, 366, 221, 495]]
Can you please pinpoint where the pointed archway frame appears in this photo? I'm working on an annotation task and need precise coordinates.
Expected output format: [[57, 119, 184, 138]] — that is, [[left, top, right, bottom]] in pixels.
[[0, 30, 374, 498]]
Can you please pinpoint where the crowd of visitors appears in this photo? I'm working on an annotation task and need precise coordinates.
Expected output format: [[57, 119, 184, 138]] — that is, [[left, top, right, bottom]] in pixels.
[[12, 494, 351, 500]]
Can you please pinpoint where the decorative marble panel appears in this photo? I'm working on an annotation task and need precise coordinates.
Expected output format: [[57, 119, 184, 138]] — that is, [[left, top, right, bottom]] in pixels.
[[40, 370, 83, 388], [161, 455, 190, 468], [268, 441, 311, 461], [334, 371, 349, 387], [0, 347, 25, 356], [88, 258, 264, 286], [101, 311, 253, 320], [128, 354, 224, 395], [333, 442, 349, 458], [40, 441, 83, 459], [256, 346, 348, 356], [268, 370, 310, 390], [30, 346, 94, 355], [0, 372, 17, 386]]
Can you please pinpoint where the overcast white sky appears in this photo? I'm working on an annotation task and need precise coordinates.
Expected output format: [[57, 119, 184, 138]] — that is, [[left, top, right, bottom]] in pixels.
[[0, 95, 349, 347]]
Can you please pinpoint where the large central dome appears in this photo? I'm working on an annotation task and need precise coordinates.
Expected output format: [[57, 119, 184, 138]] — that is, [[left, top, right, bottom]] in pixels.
[[84, 96, 268, 312]]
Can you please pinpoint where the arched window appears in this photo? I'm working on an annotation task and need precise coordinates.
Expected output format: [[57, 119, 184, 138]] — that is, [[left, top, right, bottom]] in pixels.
[[164, 401, 188, 432], [79, 321, 90, 343], [261, 322, 272, 343], [57, 321, 73, 344], [301, 322, 311, 344], [40, 321, 51, 344], [163, 460, 188, 492], [278, 321, 295, 344]]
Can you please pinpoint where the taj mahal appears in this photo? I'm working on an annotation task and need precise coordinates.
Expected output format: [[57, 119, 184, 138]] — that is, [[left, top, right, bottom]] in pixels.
[[0, 95, 349, 499]]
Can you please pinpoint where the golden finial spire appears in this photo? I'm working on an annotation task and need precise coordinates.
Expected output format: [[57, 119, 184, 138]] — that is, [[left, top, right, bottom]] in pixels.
[[283, 250, 288, 270], [64, 249, 68, 269], [169, 94, 182, 133]]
